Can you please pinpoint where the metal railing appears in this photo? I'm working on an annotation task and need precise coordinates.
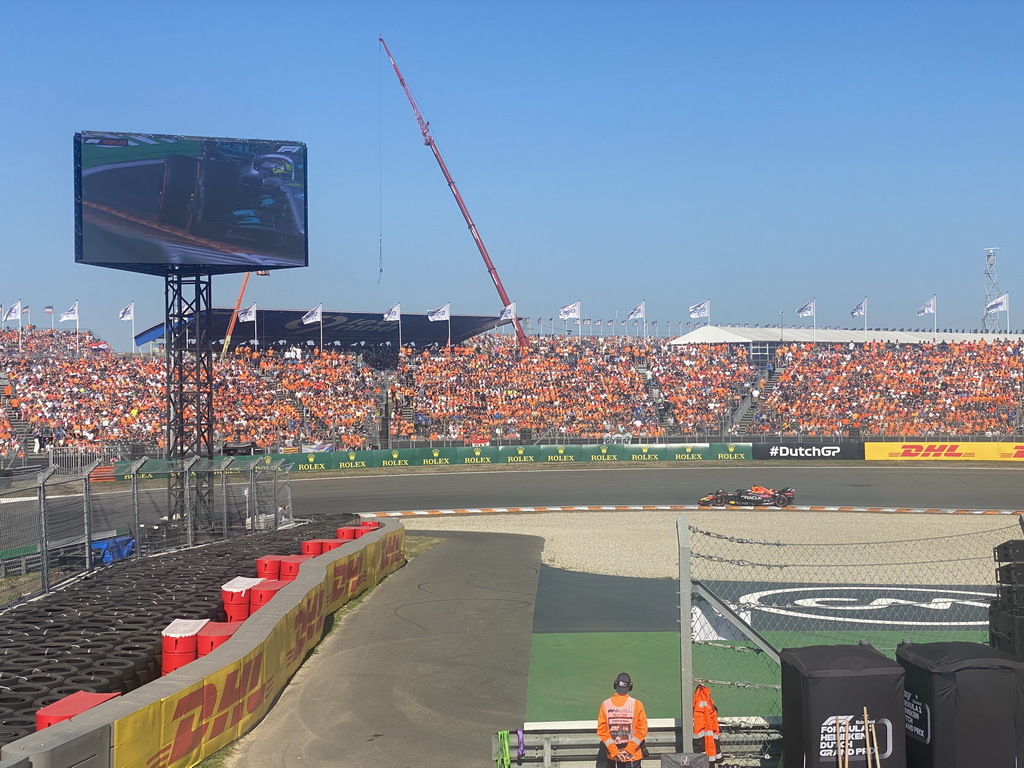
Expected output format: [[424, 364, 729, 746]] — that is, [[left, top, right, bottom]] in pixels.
[[0, 456, 293, 611]]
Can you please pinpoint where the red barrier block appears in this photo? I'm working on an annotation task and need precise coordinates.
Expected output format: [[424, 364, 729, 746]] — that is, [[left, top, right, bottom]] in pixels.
[[301, 540, 324, 556], [161, 618, 210, 655], [161, 651, 195, 676], [319, 539, 345, 552], [36, 691, 120, 730], [359, 520, 383, 530], [225, 603, 249, 622], [278, 554, 315, 581], [255, 555, 286, 579], [197, 621, 244, 657], [336, 527, 365, 540], [249, 580, 289, 612]]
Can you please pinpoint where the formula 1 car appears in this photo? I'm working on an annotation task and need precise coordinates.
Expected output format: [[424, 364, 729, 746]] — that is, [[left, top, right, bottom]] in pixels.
[[158, 140, 306, 254], [698, 486, 795, 508]]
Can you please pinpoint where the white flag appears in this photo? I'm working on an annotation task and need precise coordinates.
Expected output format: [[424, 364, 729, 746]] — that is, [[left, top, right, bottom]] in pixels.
[[383, 303, 401, 322], [238, 303, 257, 323], [850, 297, 867, 317], [627, 301, 645, 321], [558, 301, 581, 320], [3, 302, 20, 322], [60, 301, 79, 323], [301, 304, 322, 325], [688, 300, 710, 319], [498, 302, 516, 322], [986, 293, 1009, 313], [119, 302, 134, 322], [796, 299, 815, 318], [915, 296, 936, 316], [427, 303, 450, 322]]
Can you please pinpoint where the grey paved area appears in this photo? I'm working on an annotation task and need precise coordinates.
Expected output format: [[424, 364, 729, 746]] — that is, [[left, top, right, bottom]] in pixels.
[[226, 531, 541, 768]]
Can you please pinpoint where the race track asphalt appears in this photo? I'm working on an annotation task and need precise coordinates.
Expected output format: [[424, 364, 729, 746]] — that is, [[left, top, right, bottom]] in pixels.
[[224, 463, 1023, 768]]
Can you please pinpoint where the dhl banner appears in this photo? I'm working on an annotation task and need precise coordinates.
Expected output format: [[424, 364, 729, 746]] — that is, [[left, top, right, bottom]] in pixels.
[[865, 442, 1024, 461], [112, 527, 405, 768]]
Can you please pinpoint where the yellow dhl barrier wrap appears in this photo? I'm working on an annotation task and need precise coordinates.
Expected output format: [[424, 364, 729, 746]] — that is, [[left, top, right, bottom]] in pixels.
[[112, 526, 405, 768], [865, 442, 1024, 461]]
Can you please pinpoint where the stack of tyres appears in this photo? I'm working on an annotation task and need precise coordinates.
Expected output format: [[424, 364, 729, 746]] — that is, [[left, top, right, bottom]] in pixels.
[[991, 540, 1024, 657]]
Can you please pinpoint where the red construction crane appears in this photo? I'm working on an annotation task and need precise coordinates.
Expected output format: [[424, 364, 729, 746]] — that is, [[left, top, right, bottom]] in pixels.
[[379, 37, 528, 346]]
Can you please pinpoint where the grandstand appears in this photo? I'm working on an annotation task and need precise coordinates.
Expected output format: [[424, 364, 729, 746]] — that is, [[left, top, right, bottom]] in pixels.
[[1, 325, 1022, 461]]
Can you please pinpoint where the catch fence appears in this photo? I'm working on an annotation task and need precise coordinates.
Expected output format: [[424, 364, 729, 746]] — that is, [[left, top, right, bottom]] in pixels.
[[0, 456, 294, 610], [684, 515, 1016, 763]]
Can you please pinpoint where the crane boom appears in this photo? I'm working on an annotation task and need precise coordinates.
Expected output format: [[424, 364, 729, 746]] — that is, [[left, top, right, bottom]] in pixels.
[[379, 37, 527, 346]]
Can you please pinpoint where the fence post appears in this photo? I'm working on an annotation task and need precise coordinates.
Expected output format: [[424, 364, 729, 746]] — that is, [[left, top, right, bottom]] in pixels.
[[37, 466, 57, 593], [220, 458, 231, 540], [128, 457, 147, 558], [82, 460, 101, 573], [248, 464, 258, 534], [183, 457, 199, 548], [677, 515, 693, 752]]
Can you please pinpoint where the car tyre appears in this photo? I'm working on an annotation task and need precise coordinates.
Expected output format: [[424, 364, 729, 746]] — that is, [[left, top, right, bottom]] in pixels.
[[712, 493, 726, 507], [773, 494, 789, 508]]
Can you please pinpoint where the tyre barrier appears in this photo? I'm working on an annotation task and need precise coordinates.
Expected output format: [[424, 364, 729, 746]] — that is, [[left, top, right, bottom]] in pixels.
[[0, 517, 402, 767]]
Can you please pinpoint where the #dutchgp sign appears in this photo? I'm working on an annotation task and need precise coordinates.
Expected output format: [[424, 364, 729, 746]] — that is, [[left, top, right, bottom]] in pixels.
[[753, 443, 865, 460]]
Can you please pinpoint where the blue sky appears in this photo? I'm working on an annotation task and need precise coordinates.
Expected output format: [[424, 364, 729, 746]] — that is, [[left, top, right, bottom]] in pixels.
[[1, 0, 1021, 350]]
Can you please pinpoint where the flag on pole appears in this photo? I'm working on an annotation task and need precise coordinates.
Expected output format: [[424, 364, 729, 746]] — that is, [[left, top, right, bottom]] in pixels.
[[796, 299, 816, 318], [238, 303, 257, 323], [915, 296, 936, 316], [43, 306, 53, 314], [119, 302, 134, 322], [383, 303, 401, 322], [301, 304, 322, 325], [558, 301, 581, 320], [59, 301, 79, 322], [3, 303, 19, 322], [627, 301, 645, 321], [20, 305, 29, 315], [688, 300, 710, 319], [850, 297, 867, 317], [986, 293, 1009, 313], [498, 302, 516, 322], [427, 303, 450, 322]]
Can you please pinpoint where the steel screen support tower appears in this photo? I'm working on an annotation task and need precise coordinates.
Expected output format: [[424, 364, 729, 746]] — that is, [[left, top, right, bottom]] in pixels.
[[165, 270, 214, 529], [982, 247, 1001, 332]]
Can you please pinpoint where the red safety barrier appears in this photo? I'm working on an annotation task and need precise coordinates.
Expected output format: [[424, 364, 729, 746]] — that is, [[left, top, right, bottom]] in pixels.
[[359, 520, 383, 530], [36, 691, 120, 730], [278, 554, 315, 582], [161, 618, 209, 675], [301, 540, 324, 556], [249, 580, 289, 612], [196, 621, 244, 657], [221, 576, 264, 623], [336, 527, 365, 541], [319, 539, 345, 552], [255, 555, 286, 579]]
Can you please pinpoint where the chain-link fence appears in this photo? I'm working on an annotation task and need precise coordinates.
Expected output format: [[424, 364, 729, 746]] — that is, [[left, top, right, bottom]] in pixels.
[[0, 457, 293, 610], [685, 516, 1017, 762]]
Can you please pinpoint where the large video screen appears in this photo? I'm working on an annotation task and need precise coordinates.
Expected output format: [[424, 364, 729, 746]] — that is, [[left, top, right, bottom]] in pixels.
[[75, 132, 308, 275]]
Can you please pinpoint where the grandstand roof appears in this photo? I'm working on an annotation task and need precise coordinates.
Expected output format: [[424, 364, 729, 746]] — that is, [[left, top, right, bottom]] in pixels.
[[134, 308, 508, 349], [669, 325, 1024, 345]]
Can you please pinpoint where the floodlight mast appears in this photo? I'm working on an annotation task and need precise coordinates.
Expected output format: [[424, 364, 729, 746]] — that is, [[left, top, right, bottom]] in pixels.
[[379, 37, 527, 347]]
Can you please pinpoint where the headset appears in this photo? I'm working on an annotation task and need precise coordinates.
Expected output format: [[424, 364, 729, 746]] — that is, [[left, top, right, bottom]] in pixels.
[[614, 673, 633, 692]]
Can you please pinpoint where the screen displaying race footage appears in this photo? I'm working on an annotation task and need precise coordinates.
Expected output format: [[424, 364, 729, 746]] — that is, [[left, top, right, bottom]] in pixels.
[[75, 132, 308, 275]]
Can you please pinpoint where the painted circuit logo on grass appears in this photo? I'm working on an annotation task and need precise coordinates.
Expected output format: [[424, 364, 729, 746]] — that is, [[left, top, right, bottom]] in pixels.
[[739, 586, 993, 626]]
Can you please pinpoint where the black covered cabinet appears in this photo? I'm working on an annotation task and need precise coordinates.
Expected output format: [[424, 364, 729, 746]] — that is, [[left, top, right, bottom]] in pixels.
[[896, 641, 1024, 768], [782, 644, 906, 767]]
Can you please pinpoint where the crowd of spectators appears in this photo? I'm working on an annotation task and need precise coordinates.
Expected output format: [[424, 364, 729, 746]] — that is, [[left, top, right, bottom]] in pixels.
[[391, 336, 662, 442], [1, 327, 1023, 454], [752, 340, 1024, 436]]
